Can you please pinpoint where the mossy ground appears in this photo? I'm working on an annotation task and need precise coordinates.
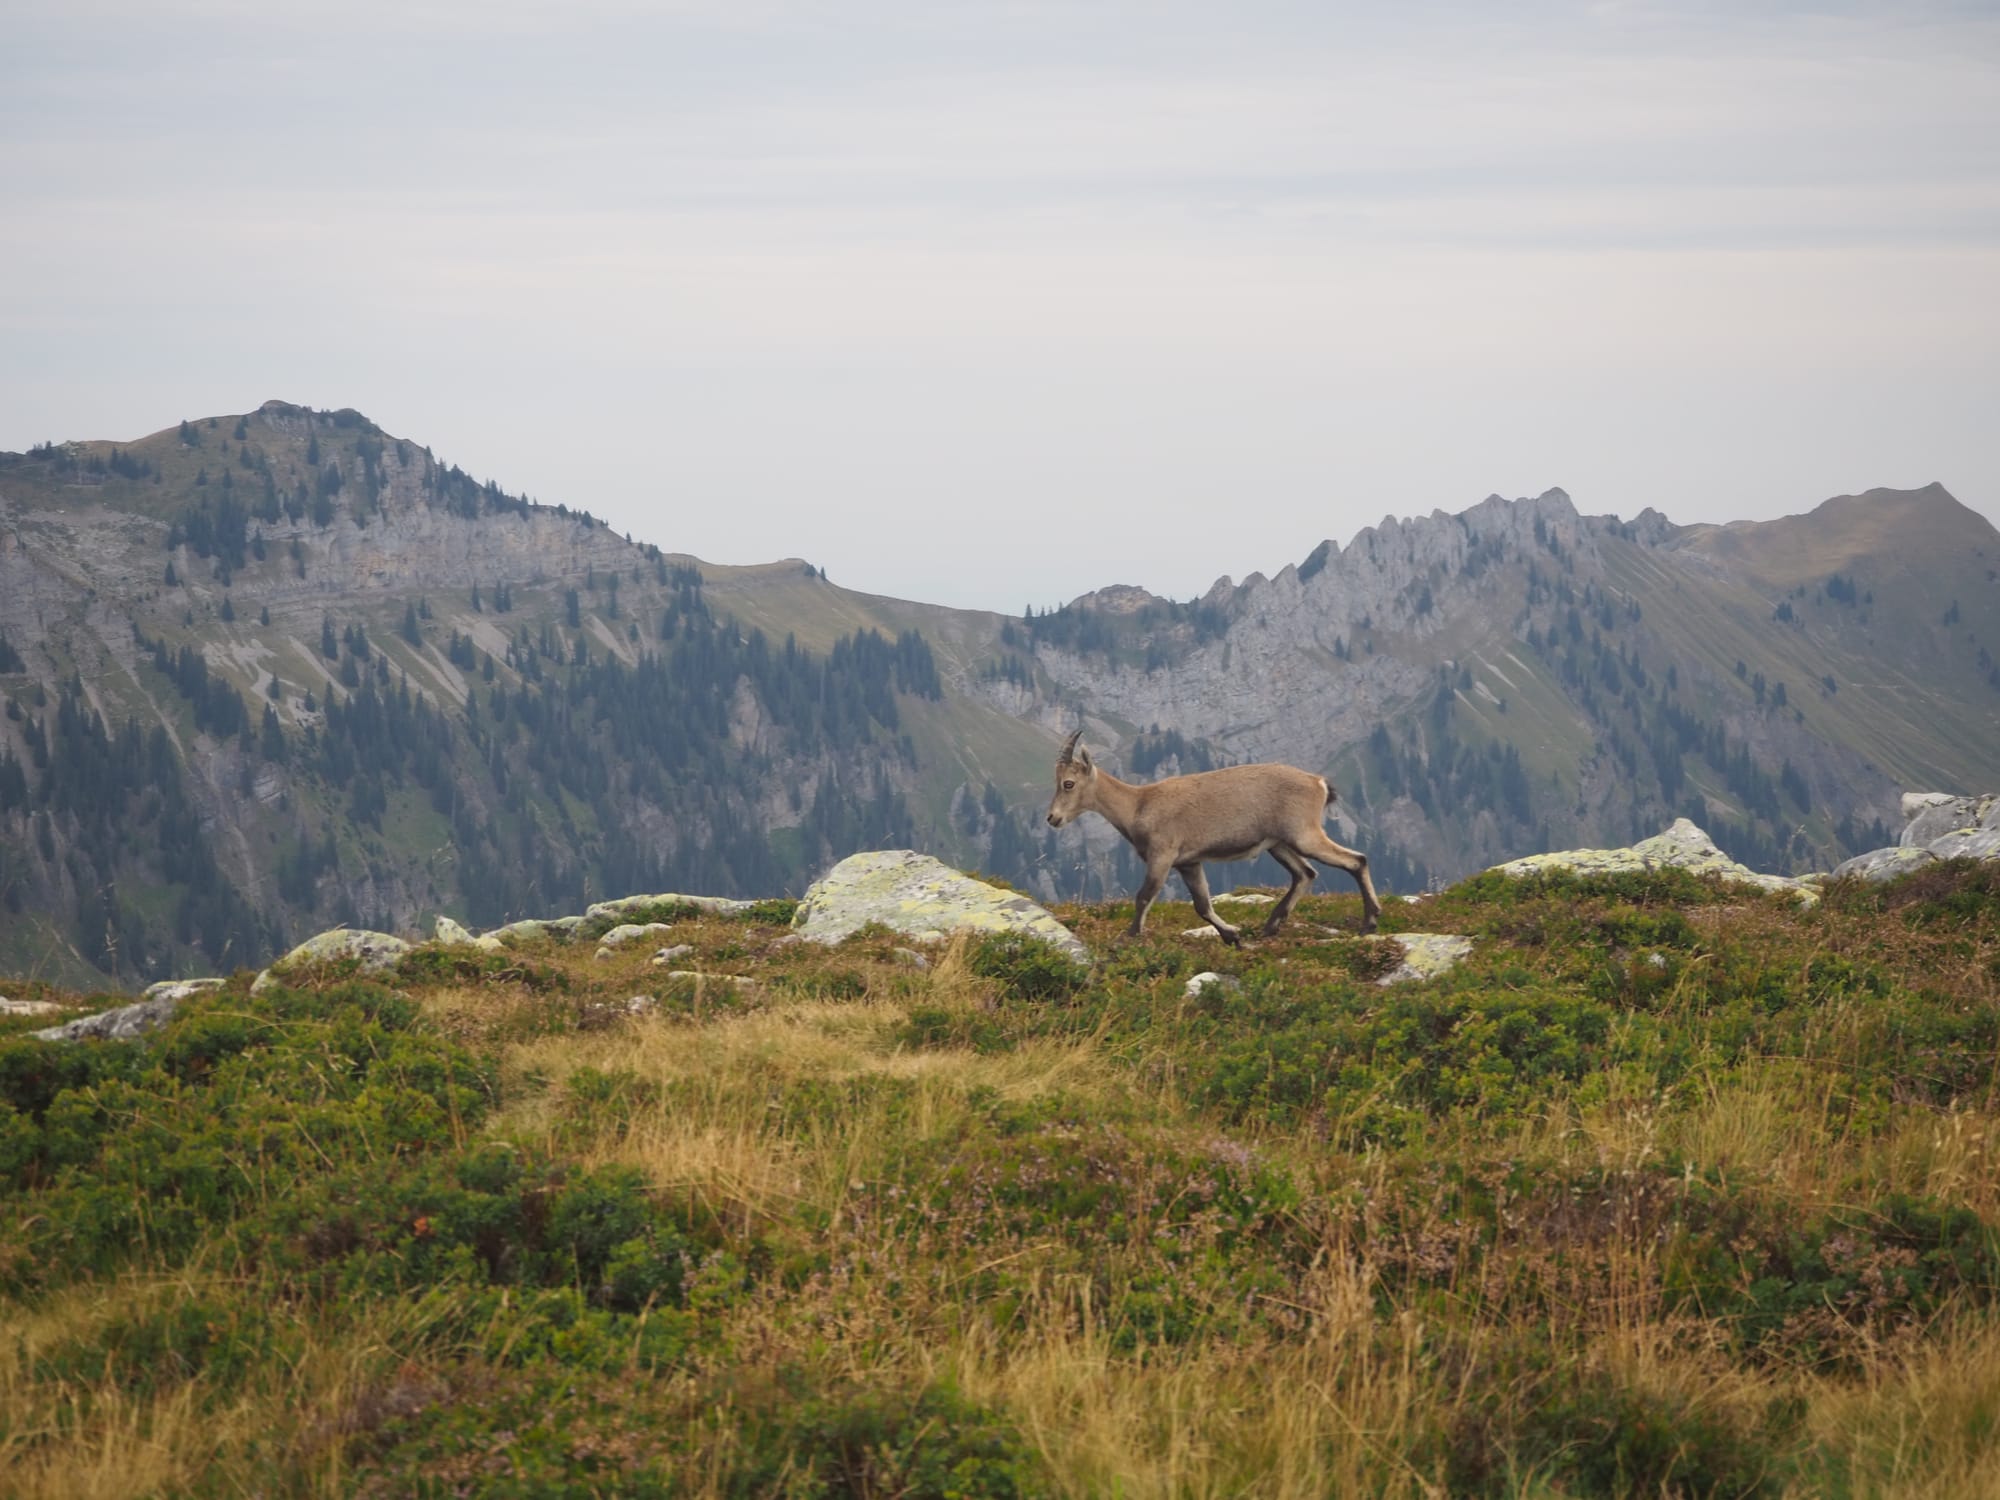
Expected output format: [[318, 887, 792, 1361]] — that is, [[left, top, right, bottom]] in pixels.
[[5, 863, 2000, 1495]]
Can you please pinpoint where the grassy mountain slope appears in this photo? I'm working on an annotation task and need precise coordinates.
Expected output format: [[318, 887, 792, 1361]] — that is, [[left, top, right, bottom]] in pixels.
[[7, 862, 2000, 1493], [4, 405, 1997, 987]]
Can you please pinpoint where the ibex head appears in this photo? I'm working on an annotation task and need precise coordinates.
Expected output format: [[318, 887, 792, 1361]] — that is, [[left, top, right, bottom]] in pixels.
[[1046, 729, 1095, 827]]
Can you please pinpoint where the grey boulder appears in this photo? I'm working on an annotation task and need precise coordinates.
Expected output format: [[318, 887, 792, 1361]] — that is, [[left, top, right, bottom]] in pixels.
[[792, 849, 1090, 962]]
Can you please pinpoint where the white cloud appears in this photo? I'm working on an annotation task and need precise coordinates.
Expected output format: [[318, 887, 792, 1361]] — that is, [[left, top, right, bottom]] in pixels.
[[2, 1, 1997, 610]]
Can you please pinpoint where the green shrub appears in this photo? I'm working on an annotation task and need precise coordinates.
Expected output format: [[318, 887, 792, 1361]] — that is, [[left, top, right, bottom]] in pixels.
[[967, 932, 1088, 1003], [727, 1378, 1046, 1499], [1438, 1338, 1788, 1497]]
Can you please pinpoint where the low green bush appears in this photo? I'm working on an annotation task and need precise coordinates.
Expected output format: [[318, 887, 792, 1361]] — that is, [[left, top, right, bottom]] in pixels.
[[968, 932, 1089, 1003]]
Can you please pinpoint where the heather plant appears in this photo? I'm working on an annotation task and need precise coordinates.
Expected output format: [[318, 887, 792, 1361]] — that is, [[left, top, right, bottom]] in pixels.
[[4, 865, 2000, 1495]]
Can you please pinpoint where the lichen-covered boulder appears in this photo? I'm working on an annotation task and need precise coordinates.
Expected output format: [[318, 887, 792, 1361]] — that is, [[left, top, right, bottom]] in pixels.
[[1833, 845, 1938, 883], [1376, 933, 1474, 986], [251, 928, 412, 992], [34, 995, 185, 1042], [1493, 818, 1815, 901], [30, 976, 229, 1042], [793, 850, 1090, 961], [585, 893, 754, 926], [434, 915, 476, 945]]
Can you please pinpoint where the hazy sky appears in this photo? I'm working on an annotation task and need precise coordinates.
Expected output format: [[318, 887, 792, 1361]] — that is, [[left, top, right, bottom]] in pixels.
[[4, 1, 1996, 613]]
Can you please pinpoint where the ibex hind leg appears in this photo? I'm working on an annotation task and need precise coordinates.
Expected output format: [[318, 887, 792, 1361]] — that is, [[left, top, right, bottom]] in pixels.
[[1302, 831, 1383, 934], [1178, 862, 1242, 946], [1264, 845, 1316, 936]]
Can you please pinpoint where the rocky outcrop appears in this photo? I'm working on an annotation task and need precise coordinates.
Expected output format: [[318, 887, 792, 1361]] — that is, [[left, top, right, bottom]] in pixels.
[[1837, 792, 2000, 882], [792, 850, 1090, 961], [1492, 818, 1819, 901]]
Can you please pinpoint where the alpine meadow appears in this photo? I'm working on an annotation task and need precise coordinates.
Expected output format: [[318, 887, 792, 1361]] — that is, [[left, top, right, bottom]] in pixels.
[[4, 402, 2000, 1496]]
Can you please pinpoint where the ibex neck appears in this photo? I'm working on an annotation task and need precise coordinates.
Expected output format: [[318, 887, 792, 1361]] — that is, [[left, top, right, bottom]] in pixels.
[[1088, 769, 1145, 841]]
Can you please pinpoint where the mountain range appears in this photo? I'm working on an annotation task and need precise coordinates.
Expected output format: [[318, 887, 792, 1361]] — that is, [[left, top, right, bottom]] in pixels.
[[3, 400, 1997, 988]]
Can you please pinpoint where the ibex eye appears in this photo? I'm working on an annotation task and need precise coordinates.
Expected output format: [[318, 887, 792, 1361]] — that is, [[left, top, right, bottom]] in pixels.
[[1062, 780, 1074, 790]]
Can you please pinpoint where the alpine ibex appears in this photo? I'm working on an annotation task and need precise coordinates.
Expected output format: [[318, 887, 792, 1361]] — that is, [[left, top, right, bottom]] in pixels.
[[1045, 730, 1382, 944]]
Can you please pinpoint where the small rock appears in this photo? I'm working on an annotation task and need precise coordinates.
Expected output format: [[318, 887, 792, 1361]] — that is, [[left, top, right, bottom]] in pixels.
[[1184, 971, 1241, 999], [595, 922, 675, 957], [649, 944, 697, 965], [1376, 933, 1474, 986], [1, 996, 66, 1017], [659, 970, 756, 988], [434, 915, 477, 945], [625, 994, 658, 1015], [142, 977, 226, 1004], [1180, 926, 1222, 939], [1216, 891, 1276, 905], [891, 947, 931, 970], [486, 919, 550, 944]]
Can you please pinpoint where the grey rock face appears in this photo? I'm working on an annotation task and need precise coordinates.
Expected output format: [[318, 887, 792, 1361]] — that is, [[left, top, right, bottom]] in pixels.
[[1901, 796, 1994, 848], [1902, 791, 1959, 820], [793, 849, 1090, 961], [1926, 828, 2000, 863]]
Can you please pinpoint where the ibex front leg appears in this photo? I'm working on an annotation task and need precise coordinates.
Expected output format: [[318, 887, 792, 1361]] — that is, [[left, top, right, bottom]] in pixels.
[[1178, 862, 1242, 946], [1126, 856, 1174, 940]]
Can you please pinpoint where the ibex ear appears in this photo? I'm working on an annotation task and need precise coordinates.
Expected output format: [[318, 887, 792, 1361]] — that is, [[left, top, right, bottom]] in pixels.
[[1058, 729, 1082, 765], [1074, 741, 1094, 769]]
